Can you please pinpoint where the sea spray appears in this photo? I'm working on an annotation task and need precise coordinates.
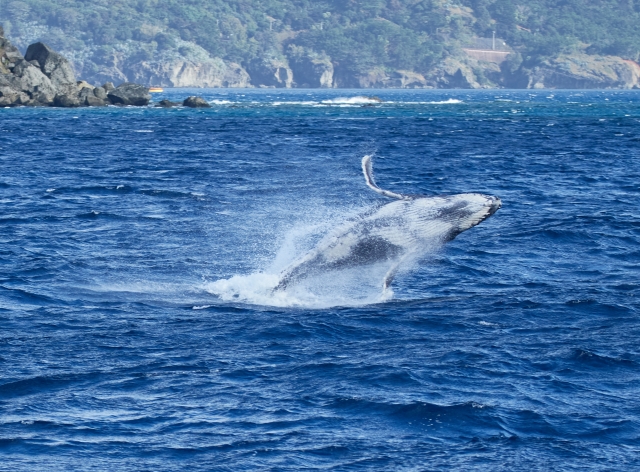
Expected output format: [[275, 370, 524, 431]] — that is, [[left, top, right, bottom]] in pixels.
[[205, 205, 444, 309]]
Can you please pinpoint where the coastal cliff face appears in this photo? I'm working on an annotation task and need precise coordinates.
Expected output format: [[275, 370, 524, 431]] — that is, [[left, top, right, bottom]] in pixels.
[[4, 24, 640, 90], [331, 66, 429, 89], [123, 59, 250, 88], [513, 54, 640, 89], [71, 42, 252, 89], [289, 54, 333, 88], [247, 57, 293, 88], [2, 0, 640, 90]]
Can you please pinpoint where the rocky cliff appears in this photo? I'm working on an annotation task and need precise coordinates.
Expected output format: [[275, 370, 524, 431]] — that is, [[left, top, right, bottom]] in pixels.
[[247, 57, 293, 88], [4, 24, 640, 91], [76, 42, 252, 89], [121, 59, 249, 88], [511, 53, 640, 89], [287, 47, 333, 88]]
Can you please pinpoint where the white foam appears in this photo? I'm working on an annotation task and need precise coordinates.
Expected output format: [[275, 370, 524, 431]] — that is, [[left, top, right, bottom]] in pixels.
[[204, 210, 399, 308], [423, 99, 463, 105], [163, 97, 464, 108], [479, 321, 499, 327], [272, 101, 317, 106], [205, 268, 393, 309], [321, 96, 383, 105]]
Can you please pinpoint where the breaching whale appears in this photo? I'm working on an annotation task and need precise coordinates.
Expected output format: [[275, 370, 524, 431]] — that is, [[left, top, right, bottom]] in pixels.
[[273, 155, 501, 292]]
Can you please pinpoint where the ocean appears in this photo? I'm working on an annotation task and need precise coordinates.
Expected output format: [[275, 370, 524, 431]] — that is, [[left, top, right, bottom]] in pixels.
[[1, 89, 639, 470]]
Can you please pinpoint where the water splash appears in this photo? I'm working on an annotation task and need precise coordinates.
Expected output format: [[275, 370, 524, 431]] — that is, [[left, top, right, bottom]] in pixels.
[[205, 267, 394, 309], [205, 216, 399, 308]]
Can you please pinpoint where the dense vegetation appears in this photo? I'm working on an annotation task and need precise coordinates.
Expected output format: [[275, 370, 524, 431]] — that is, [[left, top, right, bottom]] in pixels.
[[472, 0, 640, 63], [1, 0, 640, 77]]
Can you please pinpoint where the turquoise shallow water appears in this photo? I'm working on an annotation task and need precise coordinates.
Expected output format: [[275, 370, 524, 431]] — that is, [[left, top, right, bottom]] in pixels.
[[1, 89, 639, 470]]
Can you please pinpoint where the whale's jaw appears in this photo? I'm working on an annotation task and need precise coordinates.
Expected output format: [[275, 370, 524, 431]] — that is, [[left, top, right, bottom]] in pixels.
[[488, 196, 502, 217]]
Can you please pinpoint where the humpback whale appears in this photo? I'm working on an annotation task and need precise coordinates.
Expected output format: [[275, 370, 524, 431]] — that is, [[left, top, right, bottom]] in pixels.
[[274, 156, 501, 292]]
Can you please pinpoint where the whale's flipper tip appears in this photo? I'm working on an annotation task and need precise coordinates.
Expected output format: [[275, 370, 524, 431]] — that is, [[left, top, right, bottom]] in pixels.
[[361, 154, 375, 188], [361, 155, 411, 201]]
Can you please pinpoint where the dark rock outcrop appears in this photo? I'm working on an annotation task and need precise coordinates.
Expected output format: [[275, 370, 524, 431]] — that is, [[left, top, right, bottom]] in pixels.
[[25, 42, 76, 89], [93, 86, 108, 100], [85, 95, 106, 107], [107, 83, 151, 106], [0, 26, 151, 107], [183, 96, 210, 108], [0, 25, 23, 74], [10, 59, 57, 102], [156, 99, 180, 108], [53, 93, 80, 107]]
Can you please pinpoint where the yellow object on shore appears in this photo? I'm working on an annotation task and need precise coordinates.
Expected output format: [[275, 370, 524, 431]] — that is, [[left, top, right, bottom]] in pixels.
[[149, 87, 163, 93]]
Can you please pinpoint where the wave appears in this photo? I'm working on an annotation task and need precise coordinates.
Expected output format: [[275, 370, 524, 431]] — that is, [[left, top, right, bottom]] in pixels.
[[272, 101, 318, 106], [570, 348, 636, 367], [321, 96, 384, 105], [169, 97, 464, 108], [422, 98, 463, 104]]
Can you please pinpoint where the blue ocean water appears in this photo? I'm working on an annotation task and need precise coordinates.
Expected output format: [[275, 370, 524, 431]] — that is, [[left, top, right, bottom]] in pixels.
[[1, 89, 639, 470]]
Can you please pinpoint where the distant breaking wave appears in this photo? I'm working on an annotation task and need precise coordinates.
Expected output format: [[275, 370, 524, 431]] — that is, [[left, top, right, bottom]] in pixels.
[[424, 98, 463, 104], [321, 96, 384, 105], [203, 96, 463, 107]]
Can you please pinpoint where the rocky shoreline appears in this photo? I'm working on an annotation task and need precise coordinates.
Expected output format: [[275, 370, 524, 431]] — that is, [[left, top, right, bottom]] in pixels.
[[1, 26, 151, 107]]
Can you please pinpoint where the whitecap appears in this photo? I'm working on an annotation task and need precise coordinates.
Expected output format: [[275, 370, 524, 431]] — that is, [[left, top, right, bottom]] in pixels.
[[479, 321, 498, 327], [321, 96, 383, 105], [272, 101, 318, 106], [424, 99, 463, 104]]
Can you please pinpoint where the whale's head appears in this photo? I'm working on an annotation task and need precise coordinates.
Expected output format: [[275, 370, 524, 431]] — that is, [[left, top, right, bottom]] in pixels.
[[441, 193, 501, 239], [410, 193, 501, 242]]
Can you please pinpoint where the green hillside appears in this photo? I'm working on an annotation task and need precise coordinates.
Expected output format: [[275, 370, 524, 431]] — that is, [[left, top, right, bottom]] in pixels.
[[1, 0, 640, 87]]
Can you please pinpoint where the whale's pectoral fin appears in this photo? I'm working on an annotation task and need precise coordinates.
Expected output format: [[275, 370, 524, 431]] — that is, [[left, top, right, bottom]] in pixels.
[[383, 265, 399, 292], [362, 155, 412, 201], [382, 253, 412, 292]]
